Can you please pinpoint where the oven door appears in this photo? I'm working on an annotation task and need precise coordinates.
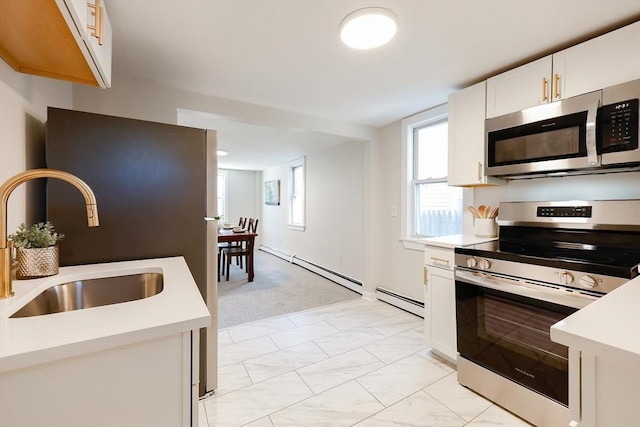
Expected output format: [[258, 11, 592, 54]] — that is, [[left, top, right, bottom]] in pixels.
[[455, 269, 593, 406]]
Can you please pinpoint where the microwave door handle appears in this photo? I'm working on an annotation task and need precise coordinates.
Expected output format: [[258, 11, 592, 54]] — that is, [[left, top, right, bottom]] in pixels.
[[586, 98, 601, 166]]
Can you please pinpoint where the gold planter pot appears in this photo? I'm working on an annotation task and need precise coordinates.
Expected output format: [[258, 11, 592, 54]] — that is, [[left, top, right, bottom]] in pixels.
[[15, 246, 59, 279]]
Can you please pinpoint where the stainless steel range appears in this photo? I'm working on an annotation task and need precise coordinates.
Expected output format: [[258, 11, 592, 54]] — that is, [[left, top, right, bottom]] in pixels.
[[454, 200, 640, 427]]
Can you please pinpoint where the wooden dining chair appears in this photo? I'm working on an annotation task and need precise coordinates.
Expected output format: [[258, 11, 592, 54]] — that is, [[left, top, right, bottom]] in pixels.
[[223, 218, 258, 281], [218, 217, 247, 280]]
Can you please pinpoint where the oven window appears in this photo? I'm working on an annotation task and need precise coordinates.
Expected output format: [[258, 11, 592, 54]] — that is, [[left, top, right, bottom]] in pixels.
[[456, 281, 577, 406]]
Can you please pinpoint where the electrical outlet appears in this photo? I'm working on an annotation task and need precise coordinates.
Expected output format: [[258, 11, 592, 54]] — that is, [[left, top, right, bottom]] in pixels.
[[391, 206, 397, 217]]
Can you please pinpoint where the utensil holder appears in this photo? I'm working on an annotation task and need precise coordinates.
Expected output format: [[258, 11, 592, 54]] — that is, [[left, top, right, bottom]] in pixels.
[[475, 218, 497, 238]]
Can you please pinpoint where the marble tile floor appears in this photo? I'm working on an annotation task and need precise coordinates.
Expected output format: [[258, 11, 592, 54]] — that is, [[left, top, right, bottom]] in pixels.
[[200, 298, 533, 427]]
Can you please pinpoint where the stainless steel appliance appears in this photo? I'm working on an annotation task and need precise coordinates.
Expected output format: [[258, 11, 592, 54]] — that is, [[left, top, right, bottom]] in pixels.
[[485, 79, 640, 178], [45, 107, 218, 398], [454, 200, 640, 427]]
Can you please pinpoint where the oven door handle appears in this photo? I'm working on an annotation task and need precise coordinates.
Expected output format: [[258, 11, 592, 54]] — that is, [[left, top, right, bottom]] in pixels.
[[455, 269, 596, 309]]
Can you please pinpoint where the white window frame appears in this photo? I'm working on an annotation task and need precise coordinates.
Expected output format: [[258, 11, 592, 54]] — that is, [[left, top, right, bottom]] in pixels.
[[401, 104, 454, 243], [288, 157, 306, 231]]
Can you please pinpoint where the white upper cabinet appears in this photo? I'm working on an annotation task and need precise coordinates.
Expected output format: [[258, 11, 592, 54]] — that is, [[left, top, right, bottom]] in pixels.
[[554, 22, 640, 100], [486, 56, 552, 119], [486, 21, 640, 118], [448, 81, 503, 186]]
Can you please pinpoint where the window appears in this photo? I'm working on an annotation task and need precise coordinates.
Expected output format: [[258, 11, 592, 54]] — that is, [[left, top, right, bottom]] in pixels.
[[289, 157, 305, 230], [217, 172, 226, 218], [408, 111, 463, 237]]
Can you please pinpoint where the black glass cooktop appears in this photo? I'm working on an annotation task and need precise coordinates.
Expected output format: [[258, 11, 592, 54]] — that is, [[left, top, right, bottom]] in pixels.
[[456, 227, 640, 279]]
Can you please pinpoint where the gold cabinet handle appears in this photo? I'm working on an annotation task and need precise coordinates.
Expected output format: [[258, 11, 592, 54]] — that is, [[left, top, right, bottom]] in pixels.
[[88, 0, 104, 45], [430, 257, 450, 266], [554, 73, 560, 99], [542, 77, 549, 101], [477, 162, 482, 182], [423, 267, 428, 286]]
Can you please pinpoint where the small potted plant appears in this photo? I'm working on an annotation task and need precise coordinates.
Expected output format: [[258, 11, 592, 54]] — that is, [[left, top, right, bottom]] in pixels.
[[9, 221, 64, 279]]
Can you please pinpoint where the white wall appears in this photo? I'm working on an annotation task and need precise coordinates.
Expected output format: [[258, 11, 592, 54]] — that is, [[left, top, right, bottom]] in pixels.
[[0, 60, 72, 235], [260, 140, 366, 281], [474, 172, 640, 203], [219, 168, 260, 241], [377, 121, 425, 302]]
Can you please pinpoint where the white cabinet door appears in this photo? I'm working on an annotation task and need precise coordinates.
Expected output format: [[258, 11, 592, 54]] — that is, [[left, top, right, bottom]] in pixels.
[[0, 333, 192, 426], [423, 246, 457, 364], [577, 351, 640, 427], [424, 265, 456, 363], [486, 56, 552, 118], [554, 21, 640, 100], [448, 81, 503, 186]]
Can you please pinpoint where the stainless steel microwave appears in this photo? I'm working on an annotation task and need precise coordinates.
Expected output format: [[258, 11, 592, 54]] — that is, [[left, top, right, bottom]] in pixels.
[[485, 79, 640, 178]]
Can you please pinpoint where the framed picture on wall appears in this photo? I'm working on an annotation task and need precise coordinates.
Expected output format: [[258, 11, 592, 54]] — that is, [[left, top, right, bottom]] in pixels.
[[265, 179, 280, 206]]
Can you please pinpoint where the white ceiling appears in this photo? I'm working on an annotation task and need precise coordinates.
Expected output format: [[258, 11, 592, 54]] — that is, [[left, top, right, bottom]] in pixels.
[[105, 0, 640, 170]]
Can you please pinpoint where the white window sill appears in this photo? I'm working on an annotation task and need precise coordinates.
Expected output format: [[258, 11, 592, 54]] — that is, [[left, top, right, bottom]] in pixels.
[[288, 224, 306, 232]]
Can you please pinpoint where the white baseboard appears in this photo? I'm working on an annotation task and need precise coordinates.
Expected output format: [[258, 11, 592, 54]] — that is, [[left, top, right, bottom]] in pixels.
[[259, 245, 294, 263], [375, 287, 424, 317], [292, 256, 362, 294], [258, 245, 362, 295]]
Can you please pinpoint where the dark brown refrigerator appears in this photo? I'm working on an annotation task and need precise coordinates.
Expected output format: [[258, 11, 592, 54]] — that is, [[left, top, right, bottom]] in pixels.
[[45, 107, 218, 396]]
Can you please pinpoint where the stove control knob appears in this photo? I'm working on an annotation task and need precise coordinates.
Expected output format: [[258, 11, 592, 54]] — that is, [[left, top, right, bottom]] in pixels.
[[579, 275, 598, 289], [479, 259, 491, 270], [560, 272, 574, 285], [466, 257, 478, 268]]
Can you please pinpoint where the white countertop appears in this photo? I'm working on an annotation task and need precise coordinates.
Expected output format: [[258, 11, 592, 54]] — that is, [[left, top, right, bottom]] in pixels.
[[551, 275, 640, 369], [419, 233, 498, 249], [0, 257, 210, 373]]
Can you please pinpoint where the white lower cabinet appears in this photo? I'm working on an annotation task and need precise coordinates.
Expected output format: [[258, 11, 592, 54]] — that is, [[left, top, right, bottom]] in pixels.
[[568, 349, 640, 427], [423, 245, 457, 364], [0, 331, 199, 427]]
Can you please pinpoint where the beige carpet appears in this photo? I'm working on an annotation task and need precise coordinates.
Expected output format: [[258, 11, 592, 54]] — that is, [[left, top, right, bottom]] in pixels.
[[217, 250, 360, 328]]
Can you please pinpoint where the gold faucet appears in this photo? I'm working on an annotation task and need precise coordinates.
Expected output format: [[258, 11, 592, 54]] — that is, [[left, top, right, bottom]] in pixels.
[[0, 169, 99, 299]]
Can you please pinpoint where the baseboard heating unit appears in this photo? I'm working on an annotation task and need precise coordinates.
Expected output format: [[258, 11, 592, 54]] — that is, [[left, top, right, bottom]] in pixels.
[[259, 245, 362, 294], [375, 287, 423, 317]]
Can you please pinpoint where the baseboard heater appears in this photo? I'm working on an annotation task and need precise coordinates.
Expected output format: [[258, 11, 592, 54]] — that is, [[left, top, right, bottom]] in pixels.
[[375, 287, 424, 317], [259, 245, 362, 294]]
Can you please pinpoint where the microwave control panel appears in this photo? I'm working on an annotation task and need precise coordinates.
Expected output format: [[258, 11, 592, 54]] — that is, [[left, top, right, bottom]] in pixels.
[[599, 98, 639, 152]]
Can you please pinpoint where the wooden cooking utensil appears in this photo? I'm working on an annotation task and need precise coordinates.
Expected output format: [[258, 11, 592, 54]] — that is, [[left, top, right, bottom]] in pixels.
[[478, 205, 488, 218], [468, 206, 480, 218]]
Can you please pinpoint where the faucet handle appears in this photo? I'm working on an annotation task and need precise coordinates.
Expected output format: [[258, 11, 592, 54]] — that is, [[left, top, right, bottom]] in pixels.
[[8, 240, 17, 271]]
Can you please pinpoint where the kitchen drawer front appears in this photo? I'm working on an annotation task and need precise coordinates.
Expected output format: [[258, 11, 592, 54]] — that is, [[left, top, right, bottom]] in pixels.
[[424, 246, 454, 270]]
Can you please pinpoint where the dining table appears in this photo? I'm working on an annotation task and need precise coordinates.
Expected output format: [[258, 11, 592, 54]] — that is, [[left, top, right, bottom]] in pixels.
[[217, 228, 258, 282]]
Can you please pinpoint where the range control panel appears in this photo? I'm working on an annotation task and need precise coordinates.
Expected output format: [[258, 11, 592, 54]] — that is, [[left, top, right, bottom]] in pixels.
[[537, 206, 593, 218]]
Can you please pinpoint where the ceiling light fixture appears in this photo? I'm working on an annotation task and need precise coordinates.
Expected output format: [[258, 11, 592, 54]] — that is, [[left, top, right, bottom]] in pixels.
[[339, 7, 397, 50], [217, 150, 228, 156]]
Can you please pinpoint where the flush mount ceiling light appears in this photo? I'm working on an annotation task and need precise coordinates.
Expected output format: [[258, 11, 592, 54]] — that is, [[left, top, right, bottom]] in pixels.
[[339, 7, 397, 49]]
